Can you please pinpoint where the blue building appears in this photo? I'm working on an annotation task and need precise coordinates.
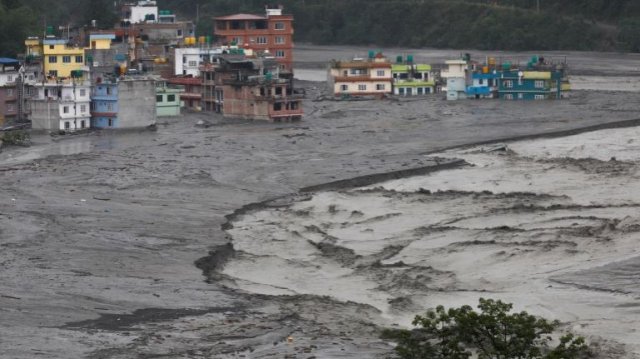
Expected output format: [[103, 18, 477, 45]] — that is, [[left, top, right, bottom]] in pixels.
[[90, 78, 157, 129], [466, 72, 501, 99], [91, 82, 118, 128], [497, 70, 564, 100]]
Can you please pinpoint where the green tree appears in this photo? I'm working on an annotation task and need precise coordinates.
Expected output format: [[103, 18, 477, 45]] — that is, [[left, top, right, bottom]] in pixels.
[[383, 298, 590, 359]]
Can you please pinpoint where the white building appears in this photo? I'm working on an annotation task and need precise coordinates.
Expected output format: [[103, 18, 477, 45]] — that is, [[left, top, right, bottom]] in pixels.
[[174, 47, 224, 77], [123, 1, 159, 24], [30, 80, 92, 132], [441, 59, 469, 100]]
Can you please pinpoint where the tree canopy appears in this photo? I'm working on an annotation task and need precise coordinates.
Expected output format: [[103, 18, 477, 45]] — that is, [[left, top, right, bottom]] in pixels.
[[382, 298, 590, 359]]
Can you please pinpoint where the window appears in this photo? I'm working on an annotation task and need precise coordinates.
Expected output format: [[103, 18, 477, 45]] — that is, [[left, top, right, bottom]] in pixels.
[[358, 84, 367, 91], [504, 94, 514, 100], [80, 105, 86, 113], [534, 94, 545, 100], [80, 120, 86, 129], [48, 56, 57, 63], [503, 80, 513, 88], [274, 103, 282, 111], [188, 60, 197, 67], [274, 22, 285, 30], [340, 84, 348, 91], [156, 95, 163, 102], [63, 106, 69, 113], [376, 84, 385, 90], [49, 70, 58, 77], [398, 88, 405, 95], [231, 37, 243, 44], [7, 104, 15, 112], [256, 36, 267, 44], [106, 87, 111, 95], [349, 69, 366, 76], [518, 77, 523, 86], [534, 80, 545, 88], [275, 50, 285, 58], [75, 56, 83, 63], [63, 56, 71, 63], [275, 36, 285, 44], [479, 79, 484, 85], [80, 89, 86, 97], [7, 88, 13, 96], [108, 118, 113, 127], [417, 87, 423, 95], [65, 121, 70, 129], [107, 103, 113, 111], [7, 75, 13, 82], [518, 93, 524, 99], [49, 45, 54, 50], [167, 94, 176, 102], [376, 70, 385, 77], [177, 29, 183, 37]]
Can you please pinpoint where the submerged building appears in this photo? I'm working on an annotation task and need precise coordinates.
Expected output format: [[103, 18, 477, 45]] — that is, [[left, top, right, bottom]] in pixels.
[[91, 78, 157, 128], [30, 78, 92, 132], [391, 56, 436, 96], [327, 52, 393, 98], [211, 55, 303, 121]]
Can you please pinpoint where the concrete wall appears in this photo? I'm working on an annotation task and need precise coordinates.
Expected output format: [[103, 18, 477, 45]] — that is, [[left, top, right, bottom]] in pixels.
[[117, 79, 157, 128], [30, 101, 60, 131]]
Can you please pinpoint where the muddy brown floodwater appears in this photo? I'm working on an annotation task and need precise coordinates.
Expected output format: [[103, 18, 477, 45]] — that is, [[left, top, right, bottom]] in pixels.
[[1, 47, 640, 358]]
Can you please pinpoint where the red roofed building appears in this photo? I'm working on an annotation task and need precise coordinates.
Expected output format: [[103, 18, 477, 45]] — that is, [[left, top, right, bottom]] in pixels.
[[214, 5, 294, 71]]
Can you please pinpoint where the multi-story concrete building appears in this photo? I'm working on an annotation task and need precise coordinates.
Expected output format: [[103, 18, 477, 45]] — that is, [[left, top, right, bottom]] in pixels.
[[211, 56, 303, 121], [392, 60, 436, 96], [121, 0, 159, 24], [0, 58, 39, 125], [441, 59, 469, 100], [30, 78, 92, 132], [156, 82, 183, 116], [167, 77, 202, 110], [42, 38, 87, 78], [214, 5, 294, 71], [174, 46, 223, 77], [91, 78, 157, 128], [327, 52, 393, 98]]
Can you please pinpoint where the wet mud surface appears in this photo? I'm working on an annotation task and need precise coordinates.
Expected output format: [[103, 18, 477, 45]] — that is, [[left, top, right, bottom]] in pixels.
[[1, 48, 640, 358]]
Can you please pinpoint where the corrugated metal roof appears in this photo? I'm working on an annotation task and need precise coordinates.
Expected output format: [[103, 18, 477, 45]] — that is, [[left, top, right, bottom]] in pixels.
[[0, 57, 20, 65], [214, 13, 266, 21]]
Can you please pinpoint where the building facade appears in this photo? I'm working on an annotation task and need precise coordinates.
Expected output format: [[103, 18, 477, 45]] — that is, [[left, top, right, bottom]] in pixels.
[[42, 38, 87, 78], [174, 47, 222, 77], [212, 56, 303, 121], [92, 78, 157, 128], [167, 77, 202, 110], [392, 63, 435, 96], [441, 60, 469, 100], [156, 83, 183, 116], [214, 6, 294, 71], [30, 80, 92, 132], [328, 53, 392, 98]]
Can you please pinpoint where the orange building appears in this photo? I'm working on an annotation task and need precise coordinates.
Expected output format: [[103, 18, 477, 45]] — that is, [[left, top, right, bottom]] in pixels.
[[214, 5, 294, 71]]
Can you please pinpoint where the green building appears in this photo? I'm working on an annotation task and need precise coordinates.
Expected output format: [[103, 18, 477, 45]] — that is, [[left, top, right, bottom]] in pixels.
[[156, 84, 184, 117], [392, 63, 436, 96]]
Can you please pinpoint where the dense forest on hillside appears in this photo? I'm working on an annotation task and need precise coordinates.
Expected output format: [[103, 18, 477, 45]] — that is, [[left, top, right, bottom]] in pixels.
[[1, 0, 639, 56]]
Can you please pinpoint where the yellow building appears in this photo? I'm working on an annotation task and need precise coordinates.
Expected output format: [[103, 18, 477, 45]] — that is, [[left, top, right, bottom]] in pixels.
[[42, 39, 86, 78], [88, 34, 115, 50], [25, 37, 43, 58], [27, 34, 115, 79]]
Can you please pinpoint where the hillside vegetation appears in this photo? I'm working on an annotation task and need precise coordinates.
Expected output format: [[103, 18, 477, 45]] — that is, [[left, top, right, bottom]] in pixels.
[[169, 0, 640, 52], [1, 0, 639, 56]]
